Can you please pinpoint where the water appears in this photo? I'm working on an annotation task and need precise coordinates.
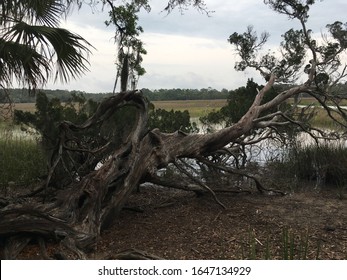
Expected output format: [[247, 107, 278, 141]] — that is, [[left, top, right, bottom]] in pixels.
[[296, 105, 347, 110], [190, 117, 347, 165]]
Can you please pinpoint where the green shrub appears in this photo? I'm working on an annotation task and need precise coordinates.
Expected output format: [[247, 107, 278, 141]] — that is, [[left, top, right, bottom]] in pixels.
[[148, 108, 199, 133]]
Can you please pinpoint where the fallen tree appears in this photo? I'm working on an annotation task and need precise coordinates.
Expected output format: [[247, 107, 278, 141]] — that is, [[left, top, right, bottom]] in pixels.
[[0, 79, 276, 258], [1, 0, 347, 259]]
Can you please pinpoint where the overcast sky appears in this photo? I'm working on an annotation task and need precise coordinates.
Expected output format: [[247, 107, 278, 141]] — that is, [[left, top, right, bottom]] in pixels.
[[45, 0, 347, 93]]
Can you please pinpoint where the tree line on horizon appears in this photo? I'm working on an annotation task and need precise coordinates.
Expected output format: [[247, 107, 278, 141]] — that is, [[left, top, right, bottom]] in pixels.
[[4, 83, 347, 104], [1, 87, 229, 103]]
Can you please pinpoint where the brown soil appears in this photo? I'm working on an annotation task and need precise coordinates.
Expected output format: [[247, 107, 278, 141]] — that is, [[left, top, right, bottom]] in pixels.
[[14, 185, 347, 260]]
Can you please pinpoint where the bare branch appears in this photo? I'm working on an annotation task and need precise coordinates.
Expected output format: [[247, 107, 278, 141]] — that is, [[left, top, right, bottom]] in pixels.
[[174, 160, 226, 209]]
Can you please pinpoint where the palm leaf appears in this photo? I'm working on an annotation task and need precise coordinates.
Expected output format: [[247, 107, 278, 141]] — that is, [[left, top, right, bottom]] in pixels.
[[0, 38, 49, 89], [0, 0, 75, 27], [2, 22, 93, 85], [24, 0, 65, 27], [1, 0, 92, 89]]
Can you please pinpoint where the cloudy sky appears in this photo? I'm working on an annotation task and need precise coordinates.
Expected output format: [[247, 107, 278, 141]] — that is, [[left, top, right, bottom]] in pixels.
[[46, 0, 347, 93]]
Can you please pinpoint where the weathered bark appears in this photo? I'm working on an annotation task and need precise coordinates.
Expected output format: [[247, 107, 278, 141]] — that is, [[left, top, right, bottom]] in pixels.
[[0, 76, 301, 259]]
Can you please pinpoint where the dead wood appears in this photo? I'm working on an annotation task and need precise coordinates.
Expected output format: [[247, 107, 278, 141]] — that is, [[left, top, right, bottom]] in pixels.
[[112, 249, 163, 260], [0, 78, 303, 259]]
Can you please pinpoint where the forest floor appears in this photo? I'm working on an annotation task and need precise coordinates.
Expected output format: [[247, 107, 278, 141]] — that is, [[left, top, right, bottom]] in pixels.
[[16, 183, 347, 260]]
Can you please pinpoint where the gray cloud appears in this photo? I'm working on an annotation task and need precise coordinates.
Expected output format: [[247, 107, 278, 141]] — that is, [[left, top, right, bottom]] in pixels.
[[46, 0, 347, 92]]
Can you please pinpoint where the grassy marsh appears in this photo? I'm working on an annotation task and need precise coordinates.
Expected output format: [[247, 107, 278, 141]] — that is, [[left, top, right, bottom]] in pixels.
[[152, 99, 227, 118], [0, 122, 46, 188], [12, 100, 228, 119]]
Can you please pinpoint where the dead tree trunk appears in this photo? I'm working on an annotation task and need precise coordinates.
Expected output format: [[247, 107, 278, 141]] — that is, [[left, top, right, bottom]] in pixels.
[[0, 76, 302, 259]]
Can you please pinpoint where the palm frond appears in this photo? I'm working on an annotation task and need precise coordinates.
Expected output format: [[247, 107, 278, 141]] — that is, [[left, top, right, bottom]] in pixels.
[[0, 0, 93, 90], [25, 0, 65, 27], [0, 0, 76, 27], [0, 38, 49, 89], [2, 22, 93, 86]]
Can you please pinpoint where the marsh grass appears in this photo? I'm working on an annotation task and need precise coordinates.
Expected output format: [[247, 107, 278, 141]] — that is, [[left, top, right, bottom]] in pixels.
[[289, 97, 347, 107], [13, 100, 228, 119], [309, 108, 345, 129], [281, 228, 312, 260], [286, 143, 347, 189], [12, 102, 36, 113], [266, 140, 347, 199], [0, 123, 46, 190], [152, 100, 227, 118], [239, 228, 320, 260]]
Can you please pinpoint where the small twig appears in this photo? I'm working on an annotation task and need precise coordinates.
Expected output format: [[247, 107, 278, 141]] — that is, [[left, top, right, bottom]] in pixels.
[[213, 210, 224, 222], [191, 248, 201, 254], [255, 237, 263, 246]]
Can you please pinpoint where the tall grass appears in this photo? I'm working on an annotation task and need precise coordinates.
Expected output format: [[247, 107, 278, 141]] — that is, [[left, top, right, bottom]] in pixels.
[[237, 228, 322, 259], [152, 100, 227, 118], [0, 123, 46, 190], [284, 142, 347, 189], [309, 108, 345, 129]]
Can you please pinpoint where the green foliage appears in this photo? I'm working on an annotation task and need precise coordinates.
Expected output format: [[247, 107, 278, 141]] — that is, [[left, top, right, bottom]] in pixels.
[[230, 1, 347, 88], [238, 227, 315, 260], [0, 130, 46, 187], [105, 1, 148, 91], [163, 0, 209, 13], [142, 88, 229, 101], [14, 92, 103, 187], [279, 28, 306, 77], [0, 0, 92, 91], [228, 26, 269, 73], [14, 91, 96, 149], [200, 79, 287, 127], [228, 24, 307, 83], [13, 91, 200, 187], [1, 87, 230, 103], [281, 228, 311, 260], [327, 21, 347, 49], [148, 108, 199, 133], [264, 0, 316, 22]]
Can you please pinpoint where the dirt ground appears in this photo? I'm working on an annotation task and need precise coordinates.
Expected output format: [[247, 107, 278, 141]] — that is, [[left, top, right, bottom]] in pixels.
[[13, 184, 347, 260]]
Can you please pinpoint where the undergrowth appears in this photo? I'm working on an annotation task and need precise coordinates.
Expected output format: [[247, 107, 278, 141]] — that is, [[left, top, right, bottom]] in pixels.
[[0, 123, 46, 190], [238, 228, 324, 260], [267, 140, 347, 197]]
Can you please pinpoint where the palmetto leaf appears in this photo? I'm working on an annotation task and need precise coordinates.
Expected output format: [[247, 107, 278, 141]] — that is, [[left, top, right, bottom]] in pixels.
[[23, 0, 65, 27], [0, 0, 92, 90], [0, 38, 49, 88], [0, 0, 74, 27], [1, 22, 93, 87]]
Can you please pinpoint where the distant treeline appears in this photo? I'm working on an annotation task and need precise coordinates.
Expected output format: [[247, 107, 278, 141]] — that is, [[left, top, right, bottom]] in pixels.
[[141, 88, 229, 100], [2, 88, 112, 103], [3, 82, 347, 104], [2, 88, 230, 103]]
